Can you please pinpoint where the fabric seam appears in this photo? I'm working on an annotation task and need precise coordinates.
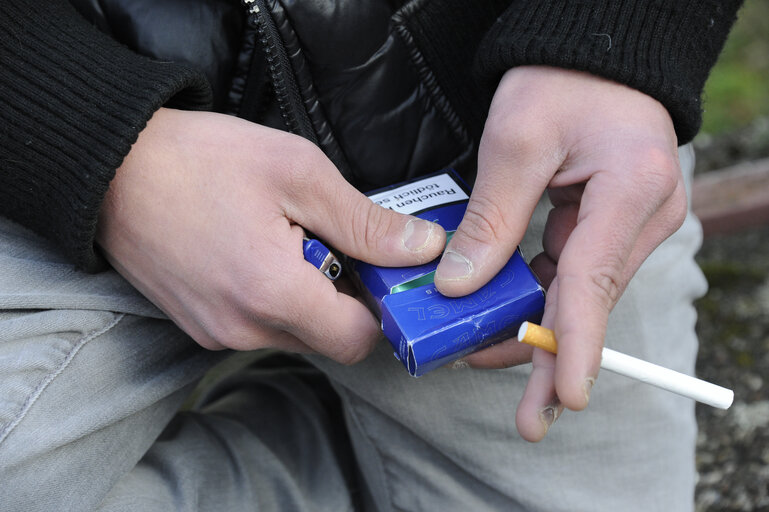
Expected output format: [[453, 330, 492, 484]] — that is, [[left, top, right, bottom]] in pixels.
[[336, 387, 397, 512], [269, 0, 354, 180], [0, 312, 126, 445]]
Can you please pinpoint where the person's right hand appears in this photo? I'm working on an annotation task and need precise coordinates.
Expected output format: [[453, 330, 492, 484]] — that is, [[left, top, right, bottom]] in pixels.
[[96, 108, 446, 363]]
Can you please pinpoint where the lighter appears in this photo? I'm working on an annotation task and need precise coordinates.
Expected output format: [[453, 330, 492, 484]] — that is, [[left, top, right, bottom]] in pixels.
[[302, 238, 342, 281]]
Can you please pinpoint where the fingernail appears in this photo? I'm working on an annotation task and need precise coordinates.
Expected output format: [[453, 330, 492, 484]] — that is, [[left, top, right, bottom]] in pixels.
[[451, 359, 469, 370], [538, 403, 562, 434], [403, 219, 435, 253], [583, 377, 595, 405], [437, 250, 473, 280]]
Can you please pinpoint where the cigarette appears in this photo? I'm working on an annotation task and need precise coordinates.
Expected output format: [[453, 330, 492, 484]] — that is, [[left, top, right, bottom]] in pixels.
[[517, 322, 734, 409]]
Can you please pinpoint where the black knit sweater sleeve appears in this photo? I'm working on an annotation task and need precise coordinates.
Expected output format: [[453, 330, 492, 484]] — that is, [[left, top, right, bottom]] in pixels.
[[475, 0, 744, 145], [0, 0, 212, 271]]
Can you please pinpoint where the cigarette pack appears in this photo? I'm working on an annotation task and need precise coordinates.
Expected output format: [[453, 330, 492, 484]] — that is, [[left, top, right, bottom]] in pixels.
[[349, 170, 545, 376]]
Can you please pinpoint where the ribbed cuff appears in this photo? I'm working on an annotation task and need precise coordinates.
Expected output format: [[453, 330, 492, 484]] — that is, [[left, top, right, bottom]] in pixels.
[[0, 0, 212, 271], [476, 0, 742, 145]]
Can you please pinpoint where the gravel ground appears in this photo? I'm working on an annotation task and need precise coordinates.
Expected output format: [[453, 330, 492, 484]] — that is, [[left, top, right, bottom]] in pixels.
[[695, 225, 769, 511], [693, 119, 769, 511]]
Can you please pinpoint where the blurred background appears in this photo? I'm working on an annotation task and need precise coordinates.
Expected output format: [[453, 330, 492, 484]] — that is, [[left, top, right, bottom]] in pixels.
[[691, 0, 769, 510]]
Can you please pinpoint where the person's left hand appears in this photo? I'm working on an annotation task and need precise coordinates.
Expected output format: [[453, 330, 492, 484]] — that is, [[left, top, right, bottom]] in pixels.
[[433, 66, 688, 441]]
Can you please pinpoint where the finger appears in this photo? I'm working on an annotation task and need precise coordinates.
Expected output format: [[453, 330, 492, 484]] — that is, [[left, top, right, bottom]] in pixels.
[[434, 126, 562, 297], [516, 349, 561, 442], [281, 143, 446, 266], [215, 324, 316, 354], [623, 176, 688, 274], [515, 288, 562, 441], [332, 274, 360, 297], [461, 337, 533, 369], [522, 164, 685, 414], [233, 222, 381, 363], [529, 252, 557, 289], [551, 168, 679, 410], [278, 257, 383, 365], [180, 291, 317, 354], [547, 183, 585, 207], [541, 202, 579, 263], [542, 176, 685, 289]]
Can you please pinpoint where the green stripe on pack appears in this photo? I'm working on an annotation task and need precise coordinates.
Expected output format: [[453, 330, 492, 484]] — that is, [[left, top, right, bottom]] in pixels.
[[390, 231, 454, 294]]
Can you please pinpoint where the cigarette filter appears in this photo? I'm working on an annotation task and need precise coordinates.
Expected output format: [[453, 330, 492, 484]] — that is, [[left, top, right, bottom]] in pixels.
[[517, 321, 734, 409]]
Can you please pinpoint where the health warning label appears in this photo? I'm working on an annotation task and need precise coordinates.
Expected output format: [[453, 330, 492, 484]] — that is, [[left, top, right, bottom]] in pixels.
[[368, 173, 470, 215]]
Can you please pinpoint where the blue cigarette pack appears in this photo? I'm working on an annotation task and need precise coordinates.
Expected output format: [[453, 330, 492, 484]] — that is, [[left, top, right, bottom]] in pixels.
[[350, 170, 545, 376]]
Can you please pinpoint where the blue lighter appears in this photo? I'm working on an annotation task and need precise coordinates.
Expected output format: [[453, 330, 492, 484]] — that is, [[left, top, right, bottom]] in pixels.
[[302, 237, 342, 281]]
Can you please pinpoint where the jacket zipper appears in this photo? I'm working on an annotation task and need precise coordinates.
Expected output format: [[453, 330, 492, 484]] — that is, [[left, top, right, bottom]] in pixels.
[[242, 0, 318, 145]]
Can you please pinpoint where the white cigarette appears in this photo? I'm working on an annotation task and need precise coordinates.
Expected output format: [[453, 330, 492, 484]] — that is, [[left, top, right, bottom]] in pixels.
[[517, 321, 734, 409]]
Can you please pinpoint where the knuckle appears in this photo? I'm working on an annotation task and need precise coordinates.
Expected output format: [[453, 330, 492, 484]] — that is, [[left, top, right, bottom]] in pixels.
[[459, 195, 509, 245], [354, 201, 396, 253], [482, 119, 543, 160], [644, 144, 679, 171], [292, 136, 326, 168], [310, 325, 372, 366], [276, 137, 327, 198], [204, 315, 260, 351], [662, 180, 689, 234], [335, 343, 370, 366], [479, 118, 510, 152], [637, 146, 681, 200], [587, 265, 624, 308], [238, 279, 289, 329], [670, 184, 688, 229]]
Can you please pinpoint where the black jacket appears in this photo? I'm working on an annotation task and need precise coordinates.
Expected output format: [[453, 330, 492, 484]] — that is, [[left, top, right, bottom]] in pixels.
[[69, 0, 513, 188], [0, 0, 743, 270]]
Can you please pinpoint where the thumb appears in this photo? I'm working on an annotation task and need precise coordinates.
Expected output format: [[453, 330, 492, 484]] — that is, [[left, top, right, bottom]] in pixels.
[[289, 162, 446, 266], [434, 144, 556, 297]]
